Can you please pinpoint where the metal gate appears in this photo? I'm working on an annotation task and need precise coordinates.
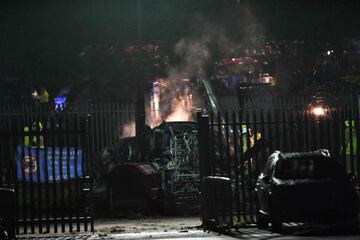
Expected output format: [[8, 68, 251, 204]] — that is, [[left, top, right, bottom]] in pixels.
[[197, 103, 360, 229], [0, 107, 94, 235]]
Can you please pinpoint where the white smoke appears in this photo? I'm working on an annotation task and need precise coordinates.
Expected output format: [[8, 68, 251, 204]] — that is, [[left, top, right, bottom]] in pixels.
[[146, 12, 267, 128]]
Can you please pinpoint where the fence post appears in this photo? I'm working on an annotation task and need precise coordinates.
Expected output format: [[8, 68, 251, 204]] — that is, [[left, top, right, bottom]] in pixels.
[[196, 110, 211, 225], [353, 90, 360, 177]]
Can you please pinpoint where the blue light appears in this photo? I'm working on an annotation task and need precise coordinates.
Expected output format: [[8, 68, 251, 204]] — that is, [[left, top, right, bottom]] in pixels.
[[54, 96, 67, 111]]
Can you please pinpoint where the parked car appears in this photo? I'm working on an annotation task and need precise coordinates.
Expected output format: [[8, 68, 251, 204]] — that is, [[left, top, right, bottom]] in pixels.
[[255, 149, 359, 231]]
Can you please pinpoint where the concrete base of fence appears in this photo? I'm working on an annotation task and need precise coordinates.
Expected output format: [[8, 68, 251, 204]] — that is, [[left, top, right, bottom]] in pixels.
[[202, 176, 232, 227]]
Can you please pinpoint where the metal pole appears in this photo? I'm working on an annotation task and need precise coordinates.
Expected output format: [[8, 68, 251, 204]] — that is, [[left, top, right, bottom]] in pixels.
[[135, 0, 146, 161]]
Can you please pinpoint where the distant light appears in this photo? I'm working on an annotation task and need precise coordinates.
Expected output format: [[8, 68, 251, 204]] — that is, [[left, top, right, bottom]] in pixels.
[[55, 96, 67, 112], [311, 106, 326, 117], [31, 90, 38, 99], [232, 58, 236, 61], [327, 50, 331, 56]]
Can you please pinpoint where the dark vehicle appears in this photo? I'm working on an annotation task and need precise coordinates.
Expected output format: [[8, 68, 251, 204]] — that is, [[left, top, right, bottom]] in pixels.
[[256, 149, 359, 231], [97, 121, 199, 214]]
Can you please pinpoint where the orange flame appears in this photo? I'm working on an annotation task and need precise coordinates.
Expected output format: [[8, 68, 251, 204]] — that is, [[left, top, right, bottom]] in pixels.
[[165, 98, 194, 122]]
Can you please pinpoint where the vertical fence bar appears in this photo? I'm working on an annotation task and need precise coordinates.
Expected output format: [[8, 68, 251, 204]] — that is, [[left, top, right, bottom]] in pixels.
[[252, 110, 259, 222], [43, 116, 50, 234], [74, 115, 81, 232], [81, 116, 88, 232], [252, 110, 259, 176], [28, 121, 35, 234], [245, 111, 254, 222], [274, 109, 280, 151], [3, 108, 10, 187], [341, 108, 347, 170], [36, 120, 43, 234], [282, 109, 288, 152], [110, 103, 116, 143], [311, 116, 318, 150], [224, 111, 232, 224], [58, 115, 66, 233], [225, 111, 231, 179], [116, 103, 121, 141], [238, 110, 246, 221], [296, 109, 304, 152], [88, 114, 95, 233], [94, 104, 100, 159], [348, 107, 355, 173], [335, 106, 341, 160], [304, 110, 310, 151], [19, 112, 26, 234], [210, 112, 215, 176], [267, 109, 273, 154], [21, 108, 28, 234], [7, 114, 16, 237], [100, 103, 106, 151], [289, 109, 295, 151], [50, 116, 58, 233], [259, 109, 266, 170], [105, 103, 110, 147], [217, 112, 224, 176], [217, 112, 225, 223], [232, 111, 240, 222], [0, 117, 3, 187], [65, 114, 73, 232], [355, 96, 360, 177], [196, 111, 210, 225], [326, 112, 333, 154], [319, 116, 325, 149]]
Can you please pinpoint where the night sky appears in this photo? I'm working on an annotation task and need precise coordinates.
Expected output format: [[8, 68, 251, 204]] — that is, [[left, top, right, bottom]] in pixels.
[[0, 0, 359, 100]]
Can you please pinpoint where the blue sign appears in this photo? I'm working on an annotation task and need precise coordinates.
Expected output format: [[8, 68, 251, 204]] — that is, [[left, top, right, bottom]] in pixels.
[[16, 145, 83, 183]]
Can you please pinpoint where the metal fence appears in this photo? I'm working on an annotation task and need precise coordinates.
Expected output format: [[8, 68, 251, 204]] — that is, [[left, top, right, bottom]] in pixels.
[[0, 103, 135, 161], [197, 101, 360, 229], [85, 103, 135, 161], [0, 102, 135, 236]]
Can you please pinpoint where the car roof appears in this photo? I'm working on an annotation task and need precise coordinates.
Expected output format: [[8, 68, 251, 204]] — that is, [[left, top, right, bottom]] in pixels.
[[271, 149, 331, 164], [280, 150, 330, 160]]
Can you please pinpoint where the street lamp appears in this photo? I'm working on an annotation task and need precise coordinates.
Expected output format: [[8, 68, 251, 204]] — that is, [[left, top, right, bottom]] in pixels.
[[308, 102, 330, 119]]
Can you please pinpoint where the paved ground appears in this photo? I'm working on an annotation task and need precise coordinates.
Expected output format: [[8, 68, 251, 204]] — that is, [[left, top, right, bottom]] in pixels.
[[94, 216, 202, 233], [16, 217, 360, 240]]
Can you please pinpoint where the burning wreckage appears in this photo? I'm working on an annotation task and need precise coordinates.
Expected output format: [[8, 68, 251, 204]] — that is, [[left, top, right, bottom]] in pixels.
[[95, 76, 265, 214], [95, 77, 205, 214], [96, 121, 200, 214]]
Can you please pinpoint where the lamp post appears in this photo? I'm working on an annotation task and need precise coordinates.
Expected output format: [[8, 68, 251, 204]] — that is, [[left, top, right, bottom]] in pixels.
[[135, 0, 146, 161]]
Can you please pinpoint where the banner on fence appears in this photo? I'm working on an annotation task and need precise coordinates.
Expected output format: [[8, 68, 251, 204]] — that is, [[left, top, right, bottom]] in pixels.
[[16, 145, 83, 183]]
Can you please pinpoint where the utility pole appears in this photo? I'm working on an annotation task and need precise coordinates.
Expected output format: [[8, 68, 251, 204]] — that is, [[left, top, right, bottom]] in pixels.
[[135, 0, 146, 162]]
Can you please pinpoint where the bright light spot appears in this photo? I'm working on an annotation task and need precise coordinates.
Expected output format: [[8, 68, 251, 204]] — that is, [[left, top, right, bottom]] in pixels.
[[327, 50, 331, 56], [232, 58, 236, 61], [165, 98, 193, 122], [32, 90, 38, 98], [120, 122, 136, 138], [312, 106, 326, 116]]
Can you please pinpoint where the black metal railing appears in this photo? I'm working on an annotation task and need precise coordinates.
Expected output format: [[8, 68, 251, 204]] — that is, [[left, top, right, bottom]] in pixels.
[[0, 102, 136, 236], [197, 102, 360, 229]]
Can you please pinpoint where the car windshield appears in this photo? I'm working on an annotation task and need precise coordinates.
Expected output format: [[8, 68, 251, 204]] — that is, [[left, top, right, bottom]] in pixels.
[[274, 158, 347, 180]]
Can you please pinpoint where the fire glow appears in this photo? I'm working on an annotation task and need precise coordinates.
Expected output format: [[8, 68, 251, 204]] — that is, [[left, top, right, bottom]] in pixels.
[[165, 98, 194, 122], [147, 78, 196, 128], [120, 122, 136, 138]]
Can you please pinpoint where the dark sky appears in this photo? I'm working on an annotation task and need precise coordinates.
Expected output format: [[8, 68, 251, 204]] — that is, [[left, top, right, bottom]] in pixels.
[[2, 0, 360, 51], [0, 0, 359, 93]]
